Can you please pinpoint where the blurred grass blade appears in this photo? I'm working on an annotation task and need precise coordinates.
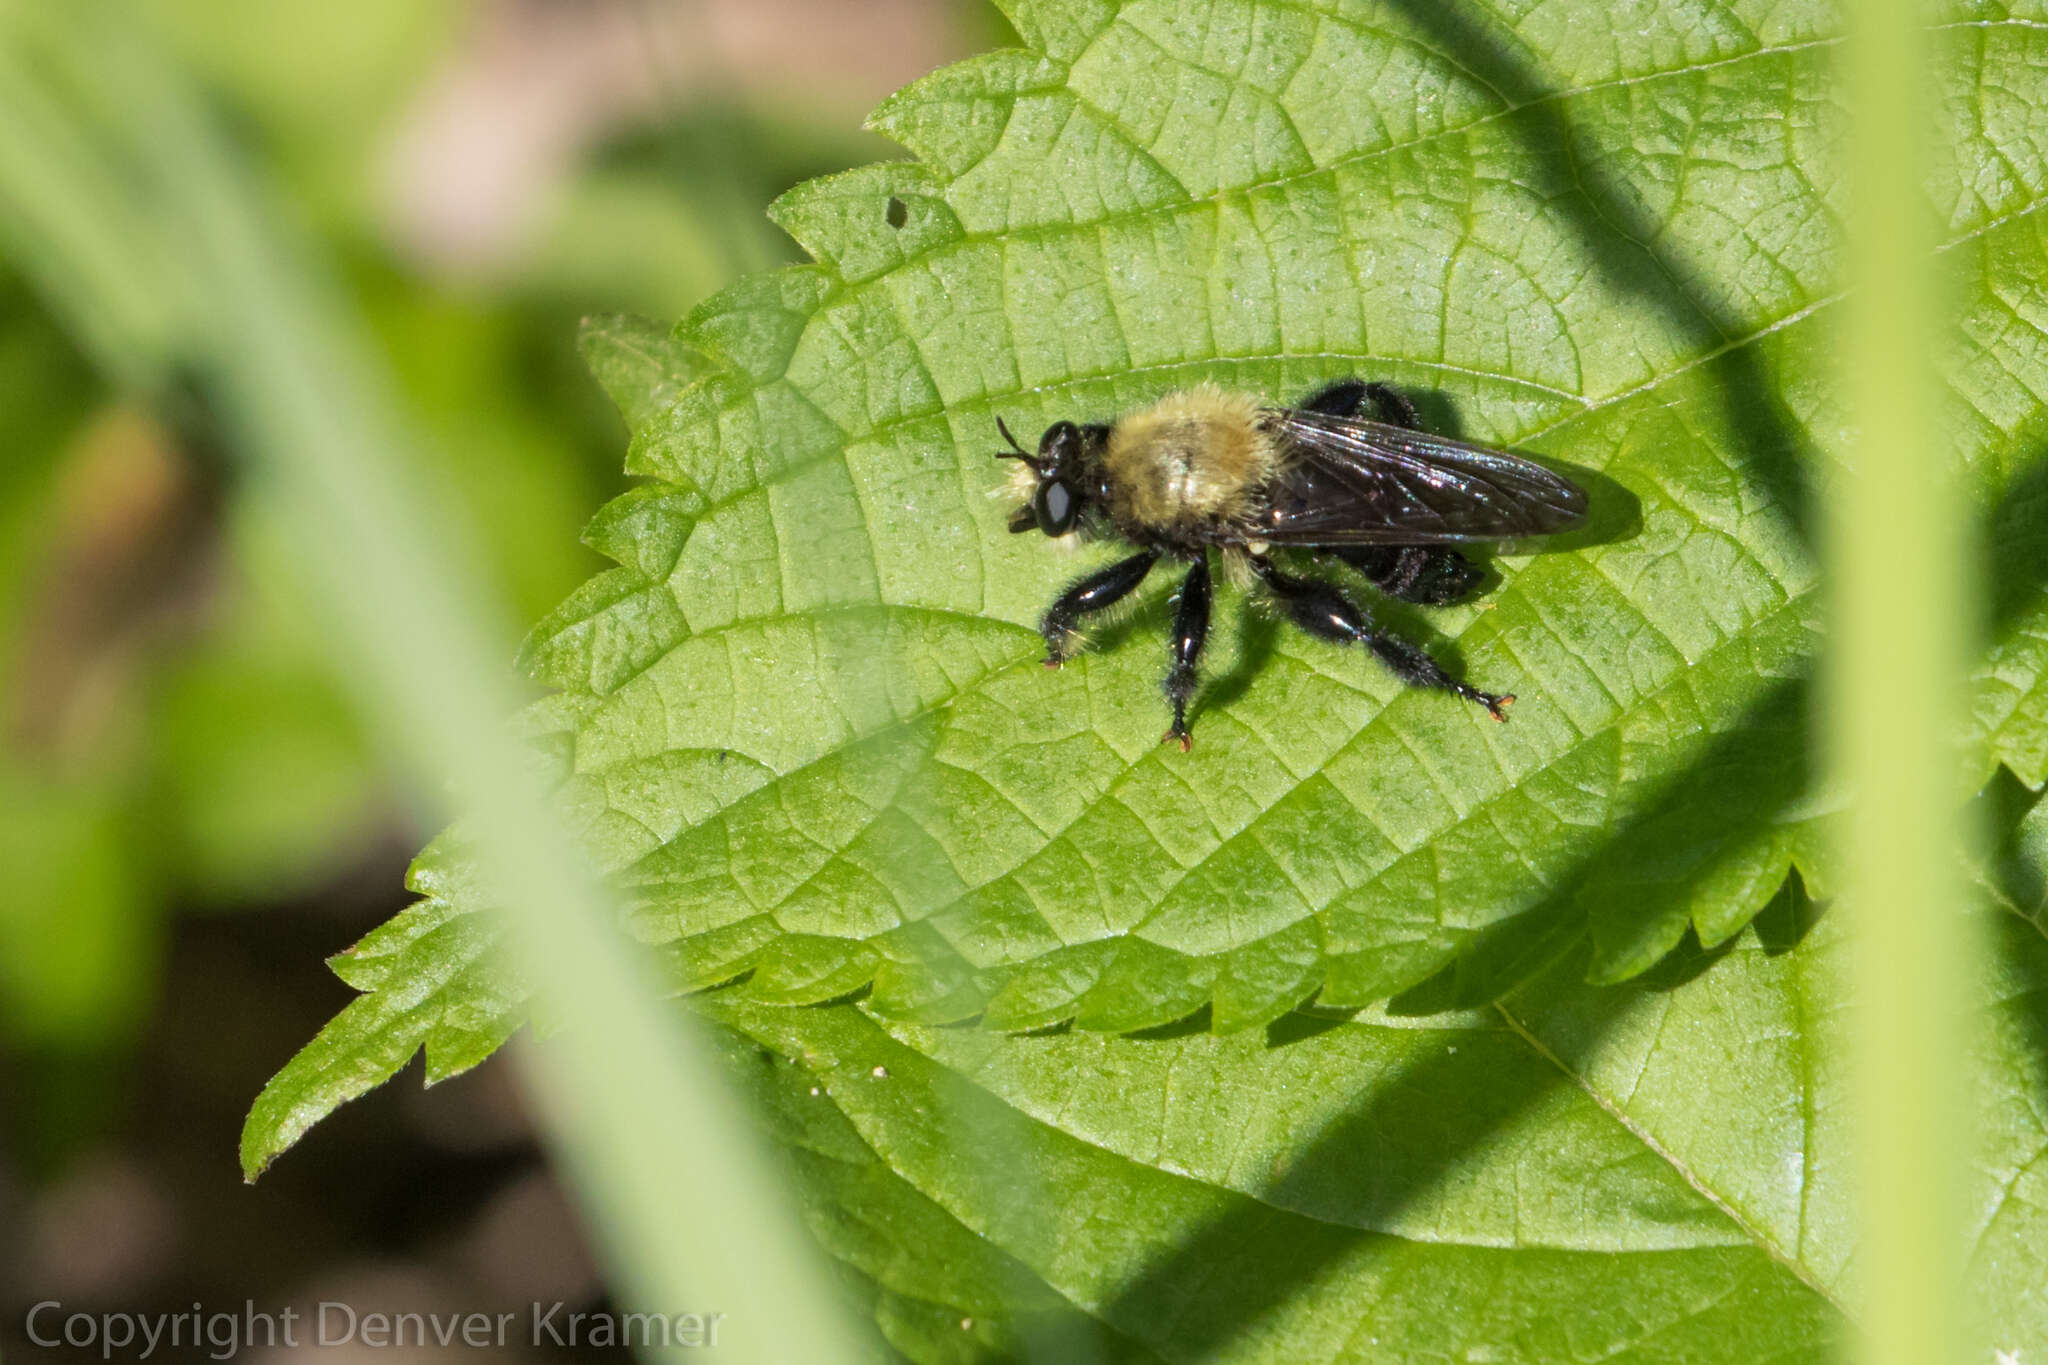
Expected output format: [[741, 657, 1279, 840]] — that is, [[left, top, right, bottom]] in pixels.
[[1833, 0, 1980, 1361], [0, 38, 181, 388], [0, 7, 863, 1361]]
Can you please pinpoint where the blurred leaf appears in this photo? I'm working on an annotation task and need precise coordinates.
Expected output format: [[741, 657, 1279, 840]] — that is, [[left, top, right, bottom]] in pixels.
[[0, 267, 101, 659], [3, 4, 875, 1348], [520, 115, 840, 319], [148, 594, 382, 901], [0, 271, 155, 1051], [358, 283, 623, 622], [139, 0, 460, 217], [0, 772, 154, 1047]]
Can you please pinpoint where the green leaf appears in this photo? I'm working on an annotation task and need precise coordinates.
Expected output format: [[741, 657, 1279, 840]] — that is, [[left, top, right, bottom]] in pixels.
[[697, 845, 2048, 1360], [248, 0, 2048, 1352], [513, 0, 1899, 1030], [240, 841, 528, 1180], [577, 311, 710, 435], [702, 903, 1850, 1361], [695, 1006, 1169, 1364]]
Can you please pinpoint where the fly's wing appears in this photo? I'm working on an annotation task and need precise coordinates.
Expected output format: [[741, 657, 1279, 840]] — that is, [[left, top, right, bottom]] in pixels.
[[1254, 408, 1589, 546]]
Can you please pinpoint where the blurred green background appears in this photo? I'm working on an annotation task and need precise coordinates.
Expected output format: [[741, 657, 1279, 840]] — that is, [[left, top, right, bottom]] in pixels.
[[0, 1, 1002, 1356]]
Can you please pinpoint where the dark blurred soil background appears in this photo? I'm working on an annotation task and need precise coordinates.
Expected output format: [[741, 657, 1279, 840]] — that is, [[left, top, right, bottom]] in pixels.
[[0, 2, 1000, 1357]]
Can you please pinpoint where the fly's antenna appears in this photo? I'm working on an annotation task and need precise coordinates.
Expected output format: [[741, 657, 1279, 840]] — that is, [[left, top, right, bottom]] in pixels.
[[994, 416, 1034, 463]]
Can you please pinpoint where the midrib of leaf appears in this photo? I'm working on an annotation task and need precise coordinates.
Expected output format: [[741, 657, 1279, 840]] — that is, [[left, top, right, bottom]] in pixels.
[[639, 277, 1846, 531], [795, 43, 1844, 398], [874, 19, 1845, 252], [1089, 36, 1846, 227], [825, 1026, 1658, 1258], [1493, 1000, 1849, 1316], [770, 355, 1585, 451], [559, 276, 1834, 724]]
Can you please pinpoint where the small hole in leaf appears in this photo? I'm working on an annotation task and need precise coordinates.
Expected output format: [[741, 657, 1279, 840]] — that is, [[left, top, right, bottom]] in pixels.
[[886, 196, 908, 228]]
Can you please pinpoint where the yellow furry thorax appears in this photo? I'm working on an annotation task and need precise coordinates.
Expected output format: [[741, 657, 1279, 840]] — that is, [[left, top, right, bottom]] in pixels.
[[1099, 385, 1277, 536]]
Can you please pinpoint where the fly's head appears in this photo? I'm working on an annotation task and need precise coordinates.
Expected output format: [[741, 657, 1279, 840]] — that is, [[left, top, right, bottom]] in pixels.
[[997, 417, 1092, 537]]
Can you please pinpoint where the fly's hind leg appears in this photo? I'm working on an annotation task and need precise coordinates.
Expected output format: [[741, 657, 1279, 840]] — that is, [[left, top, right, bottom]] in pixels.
[[1301, 378, 1369, 417], [1299, 377, 1423, 428], [1162, 554, 1212, 750], [1334, 545, 1485, 606], [1301, 378, 1485, 606], [1040, 550, 1158, 665], [1363, 381, 1422, 429], [1251, 558, 1511, 721]]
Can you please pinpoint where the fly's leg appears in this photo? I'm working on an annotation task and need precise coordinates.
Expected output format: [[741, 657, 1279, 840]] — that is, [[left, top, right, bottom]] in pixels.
[[1363, 380, 1422, 430], [1040, 550, 1158, 665], [1301, 378, 1369, 417], [1162, 554, 1212, 750], [1333, 545, 1484, 606], [1300, 378, 1485, 606], [1300, 376, 1422, 427], [1252, 558, 1511, 720]]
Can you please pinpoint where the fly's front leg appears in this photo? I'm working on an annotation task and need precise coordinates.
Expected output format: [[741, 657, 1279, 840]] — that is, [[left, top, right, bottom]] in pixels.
[[1040, 550, 1158, 665], [1162, 554, 1212, 750], [1252, 559, 1511, 720]]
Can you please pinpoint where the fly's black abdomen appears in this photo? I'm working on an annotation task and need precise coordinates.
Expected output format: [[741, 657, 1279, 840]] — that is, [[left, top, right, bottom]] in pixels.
[[1258, 409, 1586, 546]]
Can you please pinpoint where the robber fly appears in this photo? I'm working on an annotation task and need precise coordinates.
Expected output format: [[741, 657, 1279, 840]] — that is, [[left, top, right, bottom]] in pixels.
[[997, 378, 1588, 748]]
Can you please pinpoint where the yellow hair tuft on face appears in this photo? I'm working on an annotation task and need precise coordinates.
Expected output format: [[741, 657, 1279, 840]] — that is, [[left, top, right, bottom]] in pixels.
[[987, 456, 1038, 504]]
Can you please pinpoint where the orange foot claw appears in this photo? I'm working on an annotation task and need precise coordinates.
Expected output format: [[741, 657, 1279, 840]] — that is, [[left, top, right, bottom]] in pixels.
[[1042, 655, 1064, 670], [1485, 693, 1515, 723], [1162, 727, 1193, 752]]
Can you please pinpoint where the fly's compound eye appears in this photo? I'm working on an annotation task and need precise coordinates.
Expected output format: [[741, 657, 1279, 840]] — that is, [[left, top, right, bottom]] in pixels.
[[1033, 477, 1079, 536]]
